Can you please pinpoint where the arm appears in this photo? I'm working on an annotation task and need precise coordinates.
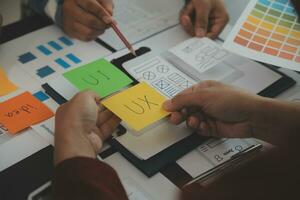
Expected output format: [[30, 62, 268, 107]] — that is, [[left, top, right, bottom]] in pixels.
[[53, 91, 127, 200], [163, 81, 300, 147], [26, 0, 114, 41]]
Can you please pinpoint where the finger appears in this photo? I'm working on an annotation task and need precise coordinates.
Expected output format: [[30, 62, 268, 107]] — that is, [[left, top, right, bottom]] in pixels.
[[97, 0, 114, 15], [97, 109, 114, 127], [70, 1, 109, 30], [193, 1, 211, 37], [98, 116, 121, 140], [71, 22, 104, 41], [206, 17, 229, 39], [169, 111, 185, 125], [180, 3, 195, 36], [76, 0, 113, 24]]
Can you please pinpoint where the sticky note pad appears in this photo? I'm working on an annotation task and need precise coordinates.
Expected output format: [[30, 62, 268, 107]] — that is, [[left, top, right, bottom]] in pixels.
[[0, 92, 54, 134], [0, 68, 18, 97], [102, 82, 169, 132], [63, 59, 133, 97]]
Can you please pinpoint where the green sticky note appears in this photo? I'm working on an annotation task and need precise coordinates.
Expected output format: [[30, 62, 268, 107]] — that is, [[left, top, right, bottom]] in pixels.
[[63, 59, 133, 97]]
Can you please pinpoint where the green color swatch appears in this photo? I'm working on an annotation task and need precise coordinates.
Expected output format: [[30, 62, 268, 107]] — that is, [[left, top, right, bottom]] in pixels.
[[63, 59, 133, 97]]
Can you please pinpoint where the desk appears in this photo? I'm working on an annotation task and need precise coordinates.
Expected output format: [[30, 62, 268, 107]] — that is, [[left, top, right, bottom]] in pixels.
[[0, 4, 299, 199]]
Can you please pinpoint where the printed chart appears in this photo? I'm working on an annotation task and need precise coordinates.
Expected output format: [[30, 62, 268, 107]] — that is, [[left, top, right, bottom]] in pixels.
[[0, 26, 111, 83], [224, 0, 300, 71]]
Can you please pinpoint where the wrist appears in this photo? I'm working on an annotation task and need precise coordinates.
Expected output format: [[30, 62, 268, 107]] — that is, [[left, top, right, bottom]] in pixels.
[[54, 129, 102, 165], [250, 97, 300, 145]]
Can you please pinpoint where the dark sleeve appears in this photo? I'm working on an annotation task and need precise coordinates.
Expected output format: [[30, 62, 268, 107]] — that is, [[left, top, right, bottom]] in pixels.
[[181, 148, 300, 200], [53, 157, 129, 200]]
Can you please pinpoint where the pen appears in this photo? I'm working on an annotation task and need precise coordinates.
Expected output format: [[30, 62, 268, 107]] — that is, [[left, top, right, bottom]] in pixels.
[[98, 4, 137, 56]]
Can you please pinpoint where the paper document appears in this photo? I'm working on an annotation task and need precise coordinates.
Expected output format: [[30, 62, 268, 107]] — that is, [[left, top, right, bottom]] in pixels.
[[224, 0, 300, 71], [177, 138, 259, 178], [0, 25, 111, 83], [99, 0, 184, 50]]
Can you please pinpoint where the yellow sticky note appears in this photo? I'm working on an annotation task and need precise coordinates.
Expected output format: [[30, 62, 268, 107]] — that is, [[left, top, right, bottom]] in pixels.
[[102, 82, 169, 132], [0, 68, 18, 97]]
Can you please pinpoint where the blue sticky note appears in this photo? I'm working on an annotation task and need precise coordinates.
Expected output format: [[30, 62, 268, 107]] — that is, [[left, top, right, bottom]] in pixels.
[[59, 36, 74, 46], [66, 53, 82, 64], [36, 66, 55, 78], [37, 45, 52, 56], [48, 41, 63, 51], [33, 91, 49, 102], [18, 52, 36, 64], [55, 58, 71, 69]]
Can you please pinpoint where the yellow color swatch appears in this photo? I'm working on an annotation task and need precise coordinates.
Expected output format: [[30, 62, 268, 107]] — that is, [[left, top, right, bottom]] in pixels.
[[0, 68, 18, 97], [102, 82, 169, 132]]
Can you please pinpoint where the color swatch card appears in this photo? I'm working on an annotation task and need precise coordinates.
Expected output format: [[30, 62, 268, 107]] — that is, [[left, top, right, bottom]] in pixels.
[[224, 0, 300, 71], [0, 67, 18, 97], [0, 92, 54, 134], [102, 82, 169, 132], [63, 59, 133, 97], [0, 25, 111, 83]]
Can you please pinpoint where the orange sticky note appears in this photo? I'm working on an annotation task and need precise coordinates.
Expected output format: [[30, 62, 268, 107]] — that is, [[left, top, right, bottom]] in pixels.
[[0, 68, 18, 97], [0, 92, 54, 134]]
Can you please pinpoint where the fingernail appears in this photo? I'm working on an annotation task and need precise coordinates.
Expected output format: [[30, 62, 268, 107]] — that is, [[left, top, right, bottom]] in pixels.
[[102, 16, 112, 24], [188, 117, 197, 129], [195, 28, 205, 37], [163, 100, 172, 110]]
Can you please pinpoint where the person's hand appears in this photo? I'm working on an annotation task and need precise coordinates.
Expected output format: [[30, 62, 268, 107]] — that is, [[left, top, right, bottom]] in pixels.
[[62, 0, 114, 41], [163, 81, 265, 138], [180, 0, 229, 39], [54, 91, 120, 165]]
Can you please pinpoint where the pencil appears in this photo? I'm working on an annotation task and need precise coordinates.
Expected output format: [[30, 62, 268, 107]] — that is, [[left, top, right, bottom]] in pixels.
[[98, 4, 137, 56]]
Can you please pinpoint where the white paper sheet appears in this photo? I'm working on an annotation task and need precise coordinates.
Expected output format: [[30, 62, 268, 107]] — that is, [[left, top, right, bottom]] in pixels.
[[0, 25, 111, 84], [99, 0, 184, 50], [124, 56, 196, 98], [117, 122, 192, 160], [177, 138, 258, 178], [0, 129, 49, 171]]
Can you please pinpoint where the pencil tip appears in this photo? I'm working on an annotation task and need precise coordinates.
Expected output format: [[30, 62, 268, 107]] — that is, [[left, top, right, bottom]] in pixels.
[[130, 48, 137, 57]]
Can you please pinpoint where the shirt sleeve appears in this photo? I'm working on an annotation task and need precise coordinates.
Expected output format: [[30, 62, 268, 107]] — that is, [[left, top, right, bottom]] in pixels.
[[25, 0, 63, 27], [53, 157, 129, 200]]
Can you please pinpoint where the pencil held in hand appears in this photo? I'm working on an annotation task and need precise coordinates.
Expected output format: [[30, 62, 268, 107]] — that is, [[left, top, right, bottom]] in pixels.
[[98, 3, 137, 56]]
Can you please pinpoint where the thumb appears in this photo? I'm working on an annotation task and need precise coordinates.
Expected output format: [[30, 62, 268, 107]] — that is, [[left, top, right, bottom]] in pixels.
[[193, 1, 210, 37], [163, 92, 205, 112], [98, 0, 114, 15]]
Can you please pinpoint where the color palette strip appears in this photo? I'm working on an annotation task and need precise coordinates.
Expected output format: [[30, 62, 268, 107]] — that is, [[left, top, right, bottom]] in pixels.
[[48, 41, 63, 51], [66, 53, 82, 64], [37, 45, 52, 56], [233, 0, 300, 62], [59, 36, 74, 46], [55, 58, 71, 69], [224, 0, 300, 71]]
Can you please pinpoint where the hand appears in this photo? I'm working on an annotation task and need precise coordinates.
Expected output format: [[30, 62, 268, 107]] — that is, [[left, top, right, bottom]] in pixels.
[[163, 81, 264, 138], [180, 0, 229, 39], [54, 91, 120, 165], [62, 0, 114, 41]]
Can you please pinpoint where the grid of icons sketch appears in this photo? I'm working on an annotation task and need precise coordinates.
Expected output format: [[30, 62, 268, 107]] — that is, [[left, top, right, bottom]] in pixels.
[[18, 36, 82, 78]]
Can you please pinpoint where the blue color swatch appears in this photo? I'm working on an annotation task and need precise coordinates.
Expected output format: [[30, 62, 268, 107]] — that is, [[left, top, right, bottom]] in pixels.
[[18, 52, 37, 64], [66, 53, 82, 64], [33, 91, 49, 102], [37, 45, 52, 56], [55, 58, 71, 69], [36, 66, 55, 78], [59, 36, 74, 46], [48, 41, 63, 51]]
